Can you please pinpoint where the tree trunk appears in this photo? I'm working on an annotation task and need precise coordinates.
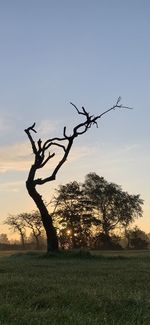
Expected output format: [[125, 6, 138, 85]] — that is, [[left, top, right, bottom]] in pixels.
[[26, 181, 59, 252], [125, 228, 130, 249], [34, 235, 40, 250], [20, 232, 25, 249], [103, 222, 110, 238]]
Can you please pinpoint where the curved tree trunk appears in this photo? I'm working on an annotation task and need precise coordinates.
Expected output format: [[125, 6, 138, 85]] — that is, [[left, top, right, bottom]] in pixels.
[[26, 180, 58, 252]]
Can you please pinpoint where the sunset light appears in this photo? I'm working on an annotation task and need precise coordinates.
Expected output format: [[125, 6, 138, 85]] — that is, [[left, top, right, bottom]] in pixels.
[[0, 1, 150, 323]]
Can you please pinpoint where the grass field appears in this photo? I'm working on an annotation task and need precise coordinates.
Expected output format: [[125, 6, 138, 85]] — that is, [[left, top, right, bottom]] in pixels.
[[0, 250, 150, 325]]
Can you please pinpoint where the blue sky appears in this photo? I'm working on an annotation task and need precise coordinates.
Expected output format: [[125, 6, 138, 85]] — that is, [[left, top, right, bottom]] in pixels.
[[0, 0, 150, 237]]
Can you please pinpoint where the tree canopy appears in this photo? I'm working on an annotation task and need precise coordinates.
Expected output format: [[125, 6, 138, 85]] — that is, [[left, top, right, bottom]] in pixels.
[[126, 227, 149, 250], [52, 173, 143, 249], [83, 173, 143, 236], [53, 181, 96, 249]]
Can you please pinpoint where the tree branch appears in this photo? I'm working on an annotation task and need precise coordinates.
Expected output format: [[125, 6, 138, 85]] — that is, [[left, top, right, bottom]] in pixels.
[[25, 98, 132, 186], [93, 97, 133, 122], [43, 137, 66, 150], [34, 137, 73, 185], [43, 142, 66, 152], [71, 97, 133, 137], [38, 152, 55, 169], [24, 123, 37, 154]]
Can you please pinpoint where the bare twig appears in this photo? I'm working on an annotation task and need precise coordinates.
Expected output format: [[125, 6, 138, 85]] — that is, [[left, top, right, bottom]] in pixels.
[[25, 98, 132, 186]]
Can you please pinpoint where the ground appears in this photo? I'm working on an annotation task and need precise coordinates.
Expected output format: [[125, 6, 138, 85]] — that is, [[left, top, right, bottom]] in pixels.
[[0, 250, 150, 324]]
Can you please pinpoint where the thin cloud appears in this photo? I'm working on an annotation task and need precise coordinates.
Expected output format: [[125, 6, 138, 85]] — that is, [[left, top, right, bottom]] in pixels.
[[0, 136, 94, 173], [0, 116, 14, 133], [0, 138, 138, 174], [38, 119, 60, 137], [0, 142, 32, 173], [0, 180, 24, 192], [68, 145, 97, 162], [36, 145, 96, 179]]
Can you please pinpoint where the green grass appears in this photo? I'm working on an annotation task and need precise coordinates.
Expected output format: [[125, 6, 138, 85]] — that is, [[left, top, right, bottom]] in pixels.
[[0, 250, 150, 324]]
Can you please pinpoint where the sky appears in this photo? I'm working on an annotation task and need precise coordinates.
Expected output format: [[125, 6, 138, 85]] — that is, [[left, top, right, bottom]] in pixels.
[[0, 0, 150, 238]]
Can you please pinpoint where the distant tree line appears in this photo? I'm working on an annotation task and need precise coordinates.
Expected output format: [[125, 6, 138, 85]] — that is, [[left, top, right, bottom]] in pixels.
[[3, 212, 46, 250], [2, 172, 149, 251]]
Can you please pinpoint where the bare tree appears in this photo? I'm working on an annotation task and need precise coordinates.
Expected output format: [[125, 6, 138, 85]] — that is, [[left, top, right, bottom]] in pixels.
[[25, 98, 132, 252], [5, 215, 26, 248]]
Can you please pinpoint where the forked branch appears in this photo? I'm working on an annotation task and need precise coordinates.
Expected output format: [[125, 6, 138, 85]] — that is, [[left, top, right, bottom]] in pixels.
[[25, 97, 132, 186], [71, 97, 132, 136]]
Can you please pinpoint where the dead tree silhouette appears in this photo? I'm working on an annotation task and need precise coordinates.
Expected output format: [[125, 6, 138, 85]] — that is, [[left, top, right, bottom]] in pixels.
[[25, 98, 132, 252]]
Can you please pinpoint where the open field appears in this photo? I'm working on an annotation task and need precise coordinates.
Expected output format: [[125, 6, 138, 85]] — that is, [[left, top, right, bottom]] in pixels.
[[0, 250, 150, 324]]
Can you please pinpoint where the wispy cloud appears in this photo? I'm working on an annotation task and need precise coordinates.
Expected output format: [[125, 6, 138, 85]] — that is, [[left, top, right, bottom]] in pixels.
[[0, 180, 24, 192], [68, 145, 96, 162], [118, 143, 139, 154], [0, 118, 60, 173], [0, 136, 140, 175], [0, 116, 14, 133], [38, 119, 60, 137], [0, 142, 32, 173], [0, 136, 94, 174]]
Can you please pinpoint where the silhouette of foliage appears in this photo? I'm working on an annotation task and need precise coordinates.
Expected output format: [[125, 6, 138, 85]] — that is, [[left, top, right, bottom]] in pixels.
[[4, 215, 26, 248], [18, 212, 43, 249], [83, 173, 143, 247], [0, 233, 9, 244], [126, 227, 149, 249], [53, 181, 96, 249], [94, 233, 122, 250]]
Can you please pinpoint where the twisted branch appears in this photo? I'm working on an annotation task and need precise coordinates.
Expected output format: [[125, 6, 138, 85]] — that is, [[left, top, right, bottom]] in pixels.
[[25, 97, 132, 185]]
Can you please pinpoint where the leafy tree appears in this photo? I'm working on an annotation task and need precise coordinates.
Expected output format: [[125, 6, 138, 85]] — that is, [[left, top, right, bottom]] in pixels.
[[5, 215, 26, 248], [83, 173, 143, 247], [94, 233, 122, 250], [53, 181, 96, 249], [19, 212, 43, 249], [25, 98, 131, 252], [27, 230, 46, 249], [127, 227, 149, 249], [0, 233, 9, 244]]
